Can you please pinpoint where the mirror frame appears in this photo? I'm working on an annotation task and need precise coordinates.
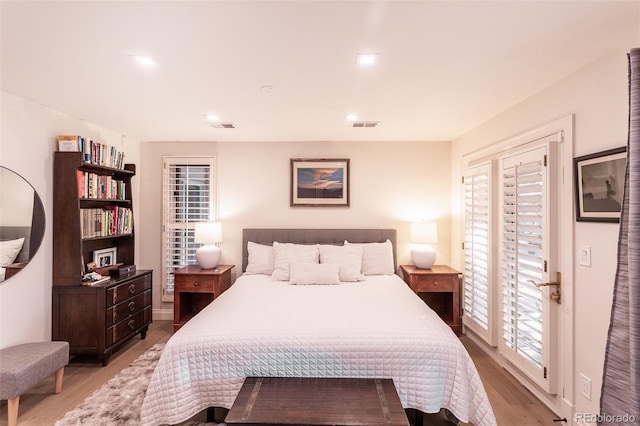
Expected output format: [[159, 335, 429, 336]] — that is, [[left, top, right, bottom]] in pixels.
[[0, 166, 46, 282]]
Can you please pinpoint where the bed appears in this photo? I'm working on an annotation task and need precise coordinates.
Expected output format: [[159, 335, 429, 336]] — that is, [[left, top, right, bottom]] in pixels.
[[140, 229, 496, 426]]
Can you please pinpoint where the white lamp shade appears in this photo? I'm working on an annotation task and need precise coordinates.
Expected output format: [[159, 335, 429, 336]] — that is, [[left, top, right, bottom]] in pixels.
[[411, 221, 438, 269], [194, 221, 222, 244], [194, 222, 222, 269], [410, 221, 438, 244]]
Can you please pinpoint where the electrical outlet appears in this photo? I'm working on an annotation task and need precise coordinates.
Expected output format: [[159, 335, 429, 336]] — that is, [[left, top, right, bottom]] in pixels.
[[580, 374, 592, 400], [579, 245, 591, 267]]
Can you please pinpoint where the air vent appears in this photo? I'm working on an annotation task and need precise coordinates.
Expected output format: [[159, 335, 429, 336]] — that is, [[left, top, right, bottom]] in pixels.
[[351, 121, 379, 128], [208, 122, 236, 129]]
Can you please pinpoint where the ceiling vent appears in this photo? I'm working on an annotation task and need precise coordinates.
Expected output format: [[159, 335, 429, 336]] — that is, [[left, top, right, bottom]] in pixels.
[[351, 121, 379, 128], [208, 122, 236, 129]]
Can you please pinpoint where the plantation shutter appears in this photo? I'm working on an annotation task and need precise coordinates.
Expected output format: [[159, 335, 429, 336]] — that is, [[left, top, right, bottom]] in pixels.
[[500, 144, 556, 392], [161, 157, 216, 302], [463, 162, 496, 345]]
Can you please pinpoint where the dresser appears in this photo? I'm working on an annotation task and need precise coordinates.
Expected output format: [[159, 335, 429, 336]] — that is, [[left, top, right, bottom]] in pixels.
[[172, 265, 234, 331], [52, 270, 153, 365], [399, 265, 461, 335]]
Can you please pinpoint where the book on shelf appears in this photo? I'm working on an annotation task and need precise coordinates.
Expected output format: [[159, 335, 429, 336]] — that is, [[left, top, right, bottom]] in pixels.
[[57, 134, 126, 169], [79, 207, 133, 238], [76, 171, 126, 200], [58, 135, 81, 152]]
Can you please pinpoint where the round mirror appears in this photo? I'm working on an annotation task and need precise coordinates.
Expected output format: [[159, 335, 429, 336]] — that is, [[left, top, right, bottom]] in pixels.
[[0, 166, 45, 283]]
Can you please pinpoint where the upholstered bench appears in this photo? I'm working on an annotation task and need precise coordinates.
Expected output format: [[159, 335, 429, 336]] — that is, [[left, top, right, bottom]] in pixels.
[[0, 341, 69, 426]]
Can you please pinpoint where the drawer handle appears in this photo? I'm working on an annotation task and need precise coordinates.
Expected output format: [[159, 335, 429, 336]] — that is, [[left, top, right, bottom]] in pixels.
[[128, 284, 136, 294], [128, 301, 136, 312], [194, 282, 199, 287], [128, 319, 135, 330], [433, 281, 438, 286]]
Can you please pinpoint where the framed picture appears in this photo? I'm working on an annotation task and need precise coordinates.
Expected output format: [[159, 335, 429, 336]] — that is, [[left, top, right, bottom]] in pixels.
[[94, 247, 117, 267], [574, 147, 627, 222], [290, 158, 350, 207]]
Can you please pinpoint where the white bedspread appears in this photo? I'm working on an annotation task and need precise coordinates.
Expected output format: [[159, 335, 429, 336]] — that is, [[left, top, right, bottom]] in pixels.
[[141, 274, 496, 426]]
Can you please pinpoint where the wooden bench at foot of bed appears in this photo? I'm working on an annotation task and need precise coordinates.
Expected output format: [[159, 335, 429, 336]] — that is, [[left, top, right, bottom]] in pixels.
[[225, 377, 410, 426]]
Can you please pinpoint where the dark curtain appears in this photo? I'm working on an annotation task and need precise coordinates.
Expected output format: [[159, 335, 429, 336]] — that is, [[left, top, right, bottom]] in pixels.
[[599, 48, 640, 424]]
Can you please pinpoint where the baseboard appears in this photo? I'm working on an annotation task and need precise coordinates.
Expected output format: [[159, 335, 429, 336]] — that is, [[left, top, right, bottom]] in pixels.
[[153, 308, 173, 321]]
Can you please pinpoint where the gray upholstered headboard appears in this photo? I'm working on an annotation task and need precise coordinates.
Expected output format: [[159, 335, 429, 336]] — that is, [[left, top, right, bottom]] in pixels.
[[242, 228, 397, 272], [0, 226, 31, 263]]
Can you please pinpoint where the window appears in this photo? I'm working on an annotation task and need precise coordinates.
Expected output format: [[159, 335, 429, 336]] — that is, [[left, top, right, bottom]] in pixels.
[[161, 156, 216, 302]]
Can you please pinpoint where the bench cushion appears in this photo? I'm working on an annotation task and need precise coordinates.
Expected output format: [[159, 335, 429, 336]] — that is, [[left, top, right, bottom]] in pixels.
[[0, 341, 69, 400]]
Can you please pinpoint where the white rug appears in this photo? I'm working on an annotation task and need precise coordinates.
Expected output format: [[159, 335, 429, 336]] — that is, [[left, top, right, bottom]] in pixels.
[[55, 343, 221, 425]]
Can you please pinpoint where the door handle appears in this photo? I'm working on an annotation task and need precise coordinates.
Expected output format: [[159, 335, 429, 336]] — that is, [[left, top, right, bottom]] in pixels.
[[528, 272, 562, 304]]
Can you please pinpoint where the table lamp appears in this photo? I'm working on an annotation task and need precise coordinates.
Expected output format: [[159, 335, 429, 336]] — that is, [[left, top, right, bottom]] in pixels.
[[194, 221, 222, 269], [411, 221, 438, 269]]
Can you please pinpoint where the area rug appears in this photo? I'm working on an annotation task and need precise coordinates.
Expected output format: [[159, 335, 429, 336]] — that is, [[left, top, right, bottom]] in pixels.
[[55, 343, 221, 425]]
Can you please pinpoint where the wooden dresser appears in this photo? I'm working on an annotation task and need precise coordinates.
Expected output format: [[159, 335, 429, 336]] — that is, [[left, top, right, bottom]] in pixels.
[[52, 270, 152, 365], [400, 265, 462, 335]]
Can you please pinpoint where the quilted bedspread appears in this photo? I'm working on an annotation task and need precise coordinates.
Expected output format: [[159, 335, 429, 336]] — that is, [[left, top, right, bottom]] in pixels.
[[140, 274, 496, 426]]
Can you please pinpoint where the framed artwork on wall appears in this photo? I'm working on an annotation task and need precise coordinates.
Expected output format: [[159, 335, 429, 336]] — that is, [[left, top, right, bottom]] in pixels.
[[290, 158, 350, 207], [574, 147, 627, 222]]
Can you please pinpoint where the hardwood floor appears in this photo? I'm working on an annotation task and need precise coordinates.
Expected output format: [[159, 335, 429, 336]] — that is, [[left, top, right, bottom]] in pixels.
[[0, 320, 557, 425]]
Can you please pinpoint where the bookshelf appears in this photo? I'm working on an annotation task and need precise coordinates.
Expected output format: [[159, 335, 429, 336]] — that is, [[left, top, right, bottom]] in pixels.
[[52, 151, 152, 365]]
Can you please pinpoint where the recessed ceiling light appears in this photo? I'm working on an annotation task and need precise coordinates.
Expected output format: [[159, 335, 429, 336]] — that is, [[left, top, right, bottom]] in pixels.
[[205, 114, 219, 122], [130, 55, 156, 67], [346, 113, 359, 122], [356, 53, 378, 66]]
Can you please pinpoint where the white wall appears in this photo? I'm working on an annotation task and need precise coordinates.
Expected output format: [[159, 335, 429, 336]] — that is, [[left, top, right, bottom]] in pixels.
[[139, 140, 452, 318], [0, 91, 139, 348], [450, 47, 634, 419]]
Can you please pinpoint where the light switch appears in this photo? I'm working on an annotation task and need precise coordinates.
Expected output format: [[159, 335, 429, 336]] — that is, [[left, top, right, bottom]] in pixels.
[[579, 245, 591, 267]]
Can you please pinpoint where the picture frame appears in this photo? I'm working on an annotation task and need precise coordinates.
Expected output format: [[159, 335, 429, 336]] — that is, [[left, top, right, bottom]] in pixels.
[[574, 147, 627, 223], [290, 158, 350, 207], [94, 247, 117, 267]]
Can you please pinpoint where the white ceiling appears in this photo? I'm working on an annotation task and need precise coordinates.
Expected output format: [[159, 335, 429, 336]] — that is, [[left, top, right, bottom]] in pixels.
[[1, 1, 638, 142]]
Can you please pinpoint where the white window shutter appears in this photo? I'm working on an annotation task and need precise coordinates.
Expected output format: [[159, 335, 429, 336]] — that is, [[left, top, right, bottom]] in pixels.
[[463, 162, 497, 346], [161, 157, 216, 302]]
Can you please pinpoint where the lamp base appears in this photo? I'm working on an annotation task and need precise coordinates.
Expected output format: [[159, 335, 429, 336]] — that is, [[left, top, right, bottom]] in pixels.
[[196, 245, 221, 269], [411, 245, 436, 269]]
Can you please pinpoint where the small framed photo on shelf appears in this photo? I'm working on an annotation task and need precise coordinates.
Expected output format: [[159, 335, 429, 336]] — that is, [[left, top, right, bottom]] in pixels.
[[290, 158, 350, 207], [574, 146, 627, 223], [94, 247, 117, 267]]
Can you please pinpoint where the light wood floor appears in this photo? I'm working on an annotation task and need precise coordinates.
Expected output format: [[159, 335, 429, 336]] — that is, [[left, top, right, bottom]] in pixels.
[[0, 320, 557, 425]]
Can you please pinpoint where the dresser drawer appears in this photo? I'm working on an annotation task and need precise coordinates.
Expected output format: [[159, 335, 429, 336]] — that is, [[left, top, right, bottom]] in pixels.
[[106, 289, 151, 327], [411, 275, 456, 292], [107, 274, 152, 307], [174, 274, 216, 293], [107, 306, 152, 346]]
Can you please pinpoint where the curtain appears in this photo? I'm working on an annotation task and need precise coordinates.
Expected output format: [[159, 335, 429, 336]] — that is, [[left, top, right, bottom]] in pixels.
[[599, 48, 640, 424]]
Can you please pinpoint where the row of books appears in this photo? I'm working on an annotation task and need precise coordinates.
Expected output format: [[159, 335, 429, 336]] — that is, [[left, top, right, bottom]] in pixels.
[[80, 207, 133, 239], [58, 135, 126, 169], [77, 171, 126, 200]]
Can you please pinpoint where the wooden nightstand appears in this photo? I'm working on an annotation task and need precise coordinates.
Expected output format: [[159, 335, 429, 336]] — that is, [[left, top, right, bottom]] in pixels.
[[400, 265, 462, 335], [172, 264, 234, 332]]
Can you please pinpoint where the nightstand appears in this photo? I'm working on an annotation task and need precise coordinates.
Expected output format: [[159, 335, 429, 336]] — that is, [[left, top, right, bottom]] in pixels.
[[172, 264, 234, 332], [400, 265, 461, 335]]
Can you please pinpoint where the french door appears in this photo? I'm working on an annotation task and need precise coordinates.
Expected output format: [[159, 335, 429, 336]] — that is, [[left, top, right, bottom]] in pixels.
[[499, 140, 558, 393]]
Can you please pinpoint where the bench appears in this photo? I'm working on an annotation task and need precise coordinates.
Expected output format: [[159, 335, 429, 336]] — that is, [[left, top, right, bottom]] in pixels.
[[225, 377, 410, 426], [0, 341, 69, 426]]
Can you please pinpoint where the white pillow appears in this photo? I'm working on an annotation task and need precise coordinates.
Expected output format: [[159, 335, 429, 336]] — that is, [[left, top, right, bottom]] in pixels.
[[271, 242, 320, 281], [0, 238, 25, 266], [318, 244, 364, 282], [289, 262, 340, 285], [245, 242, 275, 275], [344, 239, 394, 275]]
